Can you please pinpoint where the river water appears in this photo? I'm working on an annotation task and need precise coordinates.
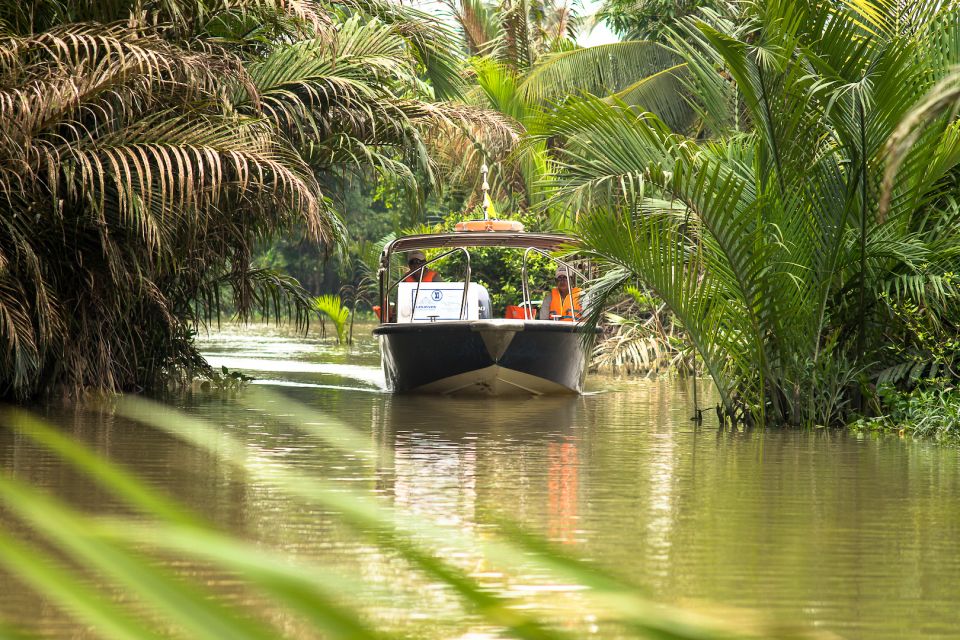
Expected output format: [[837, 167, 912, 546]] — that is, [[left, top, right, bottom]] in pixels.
[[2, 325, 960, 639]]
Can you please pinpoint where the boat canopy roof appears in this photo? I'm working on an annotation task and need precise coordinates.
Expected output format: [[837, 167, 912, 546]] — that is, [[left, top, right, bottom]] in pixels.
[[384, 232, 578, 257]]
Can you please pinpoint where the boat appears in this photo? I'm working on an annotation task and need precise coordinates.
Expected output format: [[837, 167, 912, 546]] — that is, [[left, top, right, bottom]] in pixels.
[[373, 186, 595, 396]]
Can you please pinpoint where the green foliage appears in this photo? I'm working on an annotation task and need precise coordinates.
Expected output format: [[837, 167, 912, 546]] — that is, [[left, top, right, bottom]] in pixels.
[[878, 285, 960, 385], [519, 41, 696, 131], [0, 1, 515, 400], [466, 58, 551, 213], [0, 396, 817, 638], [208, 366, 255, 392], [446, 0, 584, 70], [315, 295, 351, 344], [447, 1, 698, 220], [537, 1, 960, 426], [854, 281, 960, 441], [461, 42, 697, 230], [254, 179, 402, 296], [0, 17, 328, 400], [855, 382, 960, 444], [597, 0, 718, 41]]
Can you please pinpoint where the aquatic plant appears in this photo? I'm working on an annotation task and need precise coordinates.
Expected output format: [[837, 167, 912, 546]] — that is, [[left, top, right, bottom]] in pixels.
[[315, 294, 351, 344], [0, 395, 818, 639], [855, 382, 960, 444], [539, 0, 960, 426]]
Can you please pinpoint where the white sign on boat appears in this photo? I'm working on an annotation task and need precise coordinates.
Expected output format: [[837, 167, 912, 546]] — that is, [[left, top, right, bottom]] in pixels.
[[397, 282, 484, 322]]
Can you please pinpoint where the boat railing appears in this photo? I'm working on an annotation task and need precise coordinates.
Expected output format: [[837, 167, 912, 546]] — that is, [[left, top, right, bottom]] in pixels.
[[520, 248, 588, 320], [384, 247, 471, 323]]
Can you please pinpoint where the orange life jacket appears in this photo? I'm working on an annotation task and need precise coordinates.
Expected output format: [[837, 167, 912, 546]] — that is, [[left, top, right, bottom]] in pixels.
[[403, 269, 438, 283], [548, 287, 582, 321]]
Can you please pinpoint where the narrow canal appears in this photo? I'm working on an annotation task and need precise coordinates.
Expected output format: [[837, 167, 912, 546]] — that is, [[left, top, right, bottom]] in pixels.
[[2, 325, 959, 638]]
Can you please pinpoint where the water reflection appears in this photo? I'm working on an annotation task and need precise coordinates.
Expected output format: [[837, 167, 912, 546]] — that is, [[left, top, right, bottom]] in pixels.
[[2, 327, 960, 638], [547, 440, 579, 545], [372, 395, 583, 543]]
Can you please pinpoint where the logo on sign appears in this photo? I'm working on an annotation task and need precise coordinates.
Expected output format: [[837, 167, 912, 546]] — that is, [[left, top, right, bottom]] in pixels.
[[431, 290, 443, 301]]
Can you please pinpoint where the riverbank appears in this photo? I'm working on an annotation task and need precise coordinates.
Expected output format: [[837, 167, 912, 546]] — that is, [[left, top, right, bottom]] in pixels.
[[851, 382, 960, 444]]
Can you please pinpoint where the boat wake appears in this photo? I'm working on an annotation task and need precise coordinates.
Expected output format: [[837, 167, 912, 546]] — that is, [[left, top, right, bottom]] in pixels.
[[204, 356, 385, 389]]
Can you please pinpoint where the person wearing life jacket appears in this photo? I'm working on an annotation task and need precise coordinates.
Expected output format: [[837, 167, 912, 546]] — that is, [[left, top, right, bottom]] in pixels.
[[402, 250, 443, 283], [539, 265, 582, 321]]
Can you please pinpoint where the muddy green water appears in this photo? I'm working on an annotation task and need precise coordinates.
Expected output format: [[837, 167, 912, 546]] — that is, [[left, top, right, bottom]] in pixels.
[[2, 325, 960, 639]]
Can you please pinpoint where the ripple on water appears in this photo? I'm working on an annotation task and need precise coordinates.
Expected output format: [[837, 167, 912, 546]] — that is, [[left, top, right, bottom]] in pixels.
[[2, 332, 960, 639]]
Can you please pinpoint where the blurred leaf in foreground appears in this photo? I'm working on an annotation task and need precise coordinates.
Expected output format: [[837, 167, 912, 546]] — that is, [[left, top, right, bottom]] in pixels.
[[0, 398, 824, 639]]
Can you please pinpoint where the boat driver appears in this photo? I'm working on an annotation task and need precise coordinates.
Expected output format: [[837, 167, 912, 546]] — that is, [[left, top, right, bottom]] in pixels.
[[539, 265, 582, 321], [402, 250, 443, 283]]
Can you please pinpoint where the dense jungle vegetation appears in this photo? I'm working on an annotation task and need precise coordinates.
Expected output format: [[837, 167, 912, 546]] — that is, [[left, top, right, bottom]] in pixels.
[[0, 0, 513, 399], [4, 0, 960, 434], [555, 1, 960, 429], [4, 0, 960, 636]]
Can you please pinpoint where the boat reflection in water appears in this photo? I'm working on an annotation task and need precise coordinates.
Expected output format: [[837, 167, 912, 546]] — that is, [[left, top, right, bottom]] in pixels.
[[547, 440, 579, 545], [371, 394, 584, 544]]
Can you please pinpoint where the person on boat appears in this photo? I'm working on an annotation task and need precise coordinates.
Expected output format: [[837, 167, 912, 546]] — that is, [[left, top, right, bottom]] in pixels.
[[539, 265, 583, 321], [402, 250, 443, 283]]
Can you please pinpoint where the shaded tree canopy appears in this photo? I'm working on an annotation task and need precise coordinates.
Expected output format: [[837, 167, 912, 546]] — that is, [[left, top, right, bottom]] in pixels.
[[0, 0, 515, 400]]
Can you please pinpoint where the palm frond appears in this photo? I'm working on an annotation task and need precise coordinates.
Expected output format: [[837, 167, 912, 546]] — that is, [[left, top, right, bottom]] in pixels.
[[315, 294, 350, 343], [347, 0, 466, 99], [444, 0, 502, 57], [539, 0, 960, 425], [500, 0, 534, 70], [607, 62, 697, 131], [518, 41, 684, 104], [1, 7, 474, 398]]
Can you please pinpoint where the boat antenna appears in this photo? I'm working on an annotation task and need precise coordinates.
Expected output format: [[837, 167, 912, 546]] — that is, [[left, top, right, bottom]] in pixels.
[[481, 162, 490, 221]]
